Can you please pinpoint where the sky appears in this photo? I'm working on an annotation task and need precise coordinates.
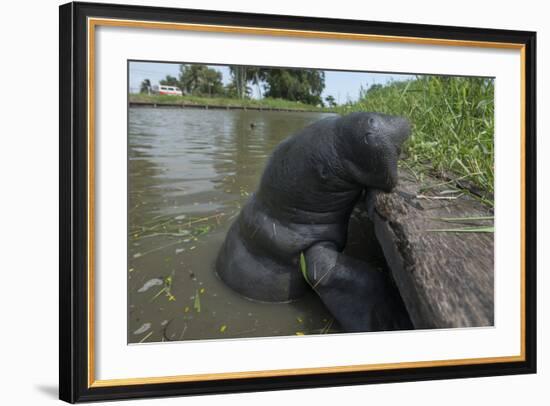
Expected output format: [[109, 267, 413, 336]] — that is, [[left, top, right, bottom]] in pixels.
[[129, 61, 415, 103]]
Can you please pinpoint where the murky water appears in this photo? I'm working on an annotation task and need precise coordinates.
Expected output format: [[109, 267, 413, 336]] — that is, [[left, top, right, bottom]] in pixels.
[[128, 107, 383, 343]]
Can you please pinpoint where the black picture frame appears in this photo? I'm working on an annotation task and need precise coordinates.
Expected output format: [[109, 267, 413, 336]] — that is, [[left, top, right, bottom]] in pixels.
[[59, 1, 537, 403]]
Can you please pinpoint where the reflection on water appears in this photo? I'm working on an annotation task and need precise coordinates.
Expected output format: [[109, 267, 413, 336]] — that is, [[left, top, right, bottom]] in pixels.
[[128, 107, 346, 343]]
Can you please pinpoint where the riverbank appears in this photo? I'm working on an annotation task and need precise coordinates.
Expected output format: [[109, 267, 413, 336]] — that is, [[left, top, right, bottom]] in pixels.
[[129, 94, 332, 113]]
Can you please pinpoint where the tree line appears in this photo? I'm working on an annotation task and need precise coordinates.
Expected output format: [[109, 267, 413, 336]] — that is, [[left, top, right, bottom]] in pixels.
[[140, 64, 335, 107]]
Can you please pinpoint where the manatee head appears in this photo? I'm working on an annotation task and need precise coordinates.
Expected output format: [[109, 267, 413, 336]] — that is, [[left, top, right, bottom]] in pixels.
[[336, 112, 411, 192]]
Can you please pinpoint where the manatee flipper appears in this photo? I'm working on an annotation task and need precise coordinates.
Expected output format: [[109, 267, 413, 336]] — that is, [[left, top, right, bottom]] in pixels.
[[303, 242, 412, 332]]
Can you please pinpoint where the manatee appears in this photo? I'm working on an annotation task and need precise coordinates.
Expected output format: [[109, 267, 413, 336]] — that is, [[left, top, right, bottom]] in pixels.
[[215, 112, 412, 332]]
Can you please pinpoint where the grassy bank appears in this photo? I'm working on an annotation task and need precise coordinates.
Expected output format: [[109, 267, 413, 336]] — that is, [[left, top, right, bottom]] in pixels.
[[338, 76, 494, 198], [130, 93, 330, 112]]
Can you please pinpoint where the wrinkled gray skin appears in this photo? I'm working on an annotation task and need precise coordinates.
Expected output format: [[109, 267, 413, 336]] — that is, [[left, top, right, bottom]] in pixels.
[[216, 112, 412, 332]]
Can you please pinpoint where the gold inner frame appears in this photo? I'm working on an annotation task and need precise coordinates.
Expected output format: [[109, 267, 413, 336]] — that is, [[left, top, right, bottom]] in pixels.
[[86, 17, 527, 388]]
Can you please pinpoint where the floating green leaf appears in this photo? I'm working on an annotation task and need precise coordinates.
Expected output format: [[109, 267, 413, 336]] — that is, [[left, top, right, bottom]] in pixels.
[[193, 290, 201, 313], [299, 252, 311, 286], [164, 275, 172, 287], [194, 224, 211, 236], [150, 275, 175, 302]]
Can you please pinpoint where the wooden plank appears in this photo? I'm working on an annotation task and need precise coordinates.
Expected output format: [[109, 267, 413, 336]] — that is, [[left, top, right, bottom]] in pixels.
[[364, 169, 494, 329]]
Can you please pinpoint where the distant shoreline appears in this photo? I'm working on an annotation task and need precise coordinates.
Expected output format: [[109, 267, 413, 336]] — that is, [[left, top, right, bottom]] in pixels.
[[129, 100, 329, 113], [128, 94, 335, 113]]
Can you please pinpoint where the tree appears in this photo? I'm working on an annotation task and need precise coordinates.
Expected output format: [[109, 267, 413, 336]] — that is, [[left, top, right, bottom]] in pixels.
[[159, 75, 179, 87], [228, 66, 266, 99], [200, 68, 225, 96], [263, 69, 325, 105], [178, 64, 224, 96], [224, 82, 251, 98], [229, 66, 248, 99], [325, 95, 337, 108], [358, 83, 385, 101], [139, 78, 151, 94], [248, 67, 267, 99], [368, 83, 383, 93]]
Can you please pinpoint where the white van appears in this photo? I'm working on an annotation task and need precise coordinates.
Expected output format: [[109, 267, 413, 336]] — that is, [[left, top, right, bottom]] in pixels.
[[158, 85, 183, 96]]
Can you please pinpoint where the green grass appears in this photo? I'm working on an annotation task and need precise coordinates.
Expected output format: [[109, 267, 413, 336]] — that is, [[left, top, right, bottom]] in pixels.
[[336, 76, 494, 196], [130, 93, 330, 112]]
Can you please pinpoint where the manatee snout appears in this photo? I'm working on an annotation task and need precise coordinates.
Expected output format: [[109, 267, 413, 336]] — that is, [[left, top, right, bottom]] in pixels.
[[388, 116, 411, 151]]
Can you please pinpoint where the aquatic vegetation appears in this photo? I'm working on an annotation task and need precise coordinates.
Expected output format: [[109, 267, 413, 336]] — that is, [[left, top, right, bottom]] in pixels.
[[129, 212, 227, 246], [149, 274, 176, 302], [194, 224, 211, 236], [193, 289, 201, 313]]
